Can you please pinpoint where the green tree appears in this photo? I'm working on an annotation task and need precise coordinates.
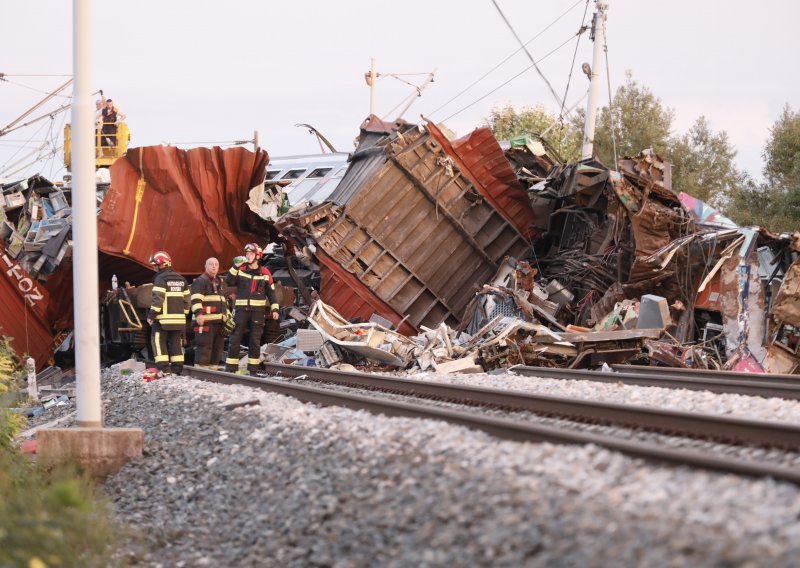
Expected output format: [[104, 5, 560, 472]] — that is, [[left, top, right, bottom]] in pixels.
[[669, 116, 739, 205], [724, 172, 781, 228], [484, 102, 582, 161], [724, 105, 800, 232], [591, 71, 674, 167], [764, 104, 800, 191]]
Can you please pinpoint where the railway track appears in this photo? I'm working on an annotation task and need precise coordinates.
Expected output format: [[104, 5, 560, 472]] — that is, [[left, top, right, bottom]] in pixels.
[[612, 364, 800, 385], [511, 365, 800, 400], [181, 364, 800, 484]]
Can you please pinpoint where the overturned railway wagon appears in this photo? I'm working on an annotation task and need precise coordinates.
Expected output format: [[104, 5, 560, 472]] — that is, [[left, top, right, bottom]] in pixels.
[[279, 118, 532, 332]]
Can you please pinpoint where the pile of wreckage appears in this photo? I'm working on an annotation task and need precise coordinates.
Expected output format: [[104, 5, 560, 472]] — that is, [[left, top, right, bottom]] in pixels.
[[268, 116, 800, 375], [2, 115, 799, 376]]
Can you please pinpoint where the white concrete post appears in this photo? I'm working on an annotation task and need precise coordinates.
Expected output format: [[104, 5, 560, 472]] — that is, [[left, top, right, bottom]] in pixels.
[[73, 0, 102, 427], [369, 58, 377, 116], [581, 1, 608, 160]]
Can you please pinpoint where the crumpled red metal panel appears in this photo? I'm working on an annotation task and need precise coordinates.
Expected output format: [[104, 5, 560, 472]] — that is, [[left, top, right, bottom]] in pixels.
[[98, 145, 271, 274], [427, 122, 536, 242], [0, 243, 58, 369], [318, 250, 417, 336]]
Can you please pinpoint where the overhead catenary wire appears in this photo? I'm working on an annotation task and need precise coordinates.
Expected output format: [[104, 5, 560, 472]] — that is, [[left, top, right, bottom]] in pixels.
[[558, 0, 591, 122], [441, 32, 582, 124], [490, 0, 580, 120], [428, 0, 584, 118], [0, 77, 73, 98]]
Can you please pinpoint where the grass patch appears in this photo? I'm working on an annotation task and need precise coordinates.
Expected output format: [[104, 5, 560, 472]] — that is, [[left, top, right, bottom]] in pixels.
[[0, 338, 124, 567]]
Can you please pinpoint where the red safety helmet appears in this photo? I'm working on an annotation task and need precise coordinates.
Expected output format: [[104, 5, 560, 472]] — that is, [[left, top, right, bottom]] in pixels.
[[244, 242, 263, 260], [149, 250, 172, 268]]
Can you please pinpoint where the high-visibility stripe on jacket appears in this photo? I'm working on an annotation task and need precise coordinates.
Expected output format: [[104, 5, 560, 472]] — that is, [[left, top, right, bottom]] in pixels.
[[190, 273, 227, 322], [225, 263, 279, 312], [147, 267, 189, 331]]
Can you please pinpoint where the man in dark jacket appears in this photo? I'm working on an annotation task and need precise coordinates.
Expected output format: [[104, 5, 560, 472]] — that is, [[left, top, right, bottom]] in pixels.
[[146, 251, 189, 375], [224, 243, 280, 374], [190, 257, 226, 368]]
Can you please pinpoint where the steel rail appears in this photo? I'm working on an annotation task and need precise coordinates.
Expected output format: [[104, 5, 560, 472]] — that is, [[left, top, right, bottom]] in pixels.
[[612, 364, 800, 386], [182, 365, 800, 484], [511, 365, 800, 400]]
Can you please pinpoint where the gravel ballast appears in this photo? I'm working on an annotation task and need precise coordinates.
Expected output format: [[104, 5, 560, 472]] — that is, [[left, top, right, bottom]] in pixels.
[[75, 368, 800, 565]]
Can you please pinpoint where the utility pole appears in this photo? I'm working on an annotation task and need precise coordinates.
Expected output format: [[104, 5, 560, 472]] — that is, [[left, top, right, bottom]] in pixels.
[[72, 0, 102, 427], [581, 0, 608, 160], [368, 58, 378, 116], [253, 130, 259, 153]]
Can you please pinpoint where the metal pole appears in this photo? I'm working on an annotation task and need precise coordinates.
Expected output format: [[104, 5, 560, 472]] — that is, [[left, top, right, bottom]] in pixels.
[[369, 58, 377, 116], [581, 0, 608, 160], [396, 69, 436, 119], [73, 0, 102, 427], [253, 129, 259, 152]]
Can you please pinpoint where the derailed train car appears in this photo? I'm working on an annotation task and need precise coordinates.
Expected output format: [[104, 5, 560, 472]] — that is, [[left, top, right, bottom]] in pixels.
[[0, 145, 273, 369]]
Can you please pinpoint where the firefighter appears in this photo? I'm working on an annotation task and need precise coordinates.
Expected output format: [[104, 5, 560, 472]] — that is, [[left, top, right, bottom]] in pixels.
[[146, 251, 189, 375], [190, 257, 226, 368], [224, 243, 280, 374]]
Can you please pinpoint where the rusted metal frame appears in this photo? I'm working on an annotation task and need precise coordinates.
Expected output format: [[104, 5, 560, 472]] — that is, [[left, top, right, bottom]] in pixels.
[[395, 278, 433, 312], [390, 131, 433, 162], [342, 235, 376, 272], [397, 140, 486, 225], [315, 207, 348, 241], [334, 210, 463, 320], [327, 223, 363, 256], [399, 141, 436, 178], [484, 229, 526, 263], [403, 149, 475, 221], [398, 149, 497, 249], [389, 154, 499, 270], [412, 293, 453, 324], [385, 271, 416, 300], [357, 248, 388, 280], [369, 258, 402, 291]]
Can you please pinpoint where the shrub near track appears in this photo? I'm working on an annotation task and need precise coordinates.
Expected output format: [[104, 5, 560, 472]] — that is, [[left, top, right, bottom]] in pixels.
[[0, 338, 122, 568]]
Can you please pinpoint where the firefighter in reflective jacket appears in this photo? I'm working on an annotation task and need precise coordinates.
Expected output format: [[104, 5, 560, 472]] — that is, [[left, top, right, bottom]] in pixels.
[[190, 257, 227, 368], [224, 243, 279, 374], [146, 251, 189, 375]]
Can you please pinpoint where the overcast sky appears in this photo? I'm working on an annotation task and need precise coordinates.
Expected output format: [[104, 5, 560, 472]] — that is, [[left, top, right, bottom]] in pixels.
[[1, 0, 797, 184]]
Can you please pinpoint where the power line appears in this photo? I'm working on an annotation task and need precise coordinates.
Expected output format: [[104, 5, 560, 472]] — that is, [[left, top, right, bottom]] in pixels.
[[559, 0, 591, 122], [428, 0, 584, 118], [0, 77, 72, 98], [441, 32, 581, 124], [490, 0, 575, 118]]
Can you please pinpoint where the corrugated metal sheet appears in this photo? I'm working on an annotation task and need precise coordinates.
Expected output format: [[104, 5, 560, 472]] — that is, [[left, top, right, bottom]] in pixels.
[[0, 243, 58, 368], [98, 145, 272, 274], [427, 123, 537, 241], [284, 123, 531, 330]]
